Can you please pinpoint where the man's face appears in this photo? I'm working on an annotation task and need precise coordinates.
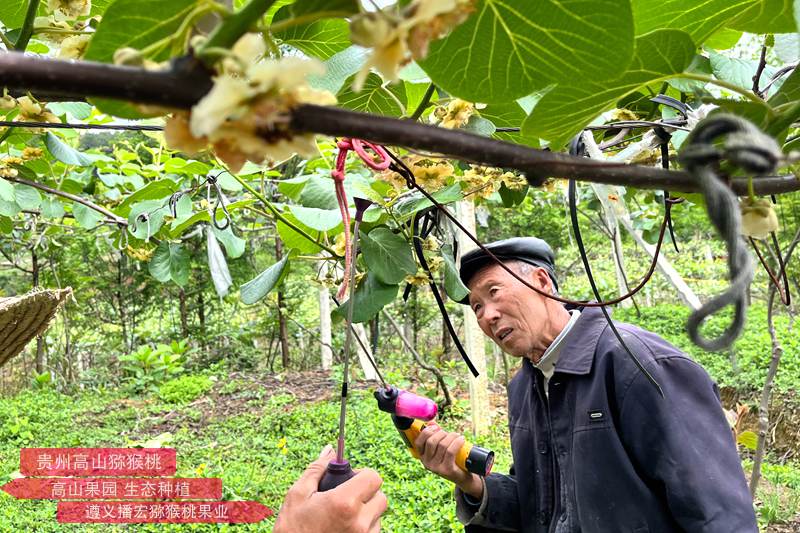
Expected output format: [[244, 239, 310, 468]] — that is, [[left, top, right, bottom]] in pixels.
[[467, 263, 557, 361]]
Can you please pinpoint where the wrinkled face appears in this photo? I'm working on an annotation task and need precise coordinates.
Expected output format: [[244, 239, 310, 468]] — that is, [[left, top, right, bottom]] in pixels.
[[467, 263, 559, 361]]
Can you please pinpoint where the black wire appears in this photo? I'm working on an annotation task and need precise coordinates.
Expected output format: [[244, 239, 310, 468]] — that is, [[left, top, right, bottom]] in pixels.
[[568, 178, 663, 396], [0, 120, 164, 131], [412, 211, 479, 378]]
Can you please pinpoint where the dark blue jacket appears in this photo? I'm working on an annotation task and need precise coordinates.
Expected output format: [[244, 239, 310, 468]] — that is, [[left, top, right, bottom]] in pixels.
[[462, 306, 757, 532]]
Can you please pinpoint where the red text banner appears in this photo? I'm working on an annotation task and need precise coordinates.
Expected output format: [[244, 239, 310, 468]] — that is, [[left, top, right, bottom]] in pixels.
[[20, 448, 176, 476], [57, 501, 272, 523], [2, 477, 221, 500]]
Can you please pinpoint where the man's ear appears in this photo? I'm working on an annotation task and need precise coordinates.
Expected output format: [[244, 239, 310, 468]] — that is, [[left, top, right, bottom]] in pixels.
[[534, 267, 552, 291]]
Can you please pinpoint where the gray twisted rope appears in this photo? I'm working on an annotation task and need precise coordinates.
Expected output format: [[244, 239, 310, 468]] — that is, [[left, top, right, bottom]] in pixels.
[[678, 114, 781, 351]]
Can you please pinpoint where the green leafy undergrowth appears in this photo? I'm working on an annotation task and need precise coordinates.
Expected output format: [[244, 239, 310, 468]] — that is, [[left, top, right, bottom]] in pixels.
[[614, 304, 800, 393], [0, 384, 511, 532], [158, 374, 214, 404]]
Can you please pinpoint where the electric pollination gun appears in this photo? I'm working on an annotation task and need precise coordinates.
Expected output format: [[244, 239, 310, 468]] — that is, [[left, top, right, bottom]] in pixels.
[[374, 386, 495, 477]]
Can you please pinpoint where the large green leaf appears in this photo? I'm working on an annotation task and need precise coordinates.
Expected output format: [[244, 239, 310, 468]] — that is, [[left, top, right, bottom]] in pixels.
[[289, 205, 343, 232], [333, 272, 399, 323], [272, 0, 358, 17], [211, 225, 246, 259], [40, 197, 65, 219], [360, 227, 417, 285], [337, 73, 407, 117], [728, 0, 797, 34], [632, 0, 754, 43], [0, 197, 21, 217], [13, 184, 40, 210], [393, 183, 463, 220], [523, 30, 695, 149], [45, 133, 93, 167], [309, 46, 368, 95], [240, 255, 290, 304], [0, 179, 15, 202], [419, 0, 634, 103], [275, 18, 351, 60], [149, 242, 190, 286], [207, 228, 232, 298], [479, 101, 539, 146], [442, 243, 469, 302], [768, 66, 800, 107], [83, 0, 201, 118], [84, 0, 200, 63], [116, 179, 180, 217], [299, 175, 339, 209], [708, 50, 776, 90], [0, 216, 12, 234], [0, 0, 28, 30], [73, 203, 105, 229], [277, 213, 322, 254], [128, 200, 167, 239]]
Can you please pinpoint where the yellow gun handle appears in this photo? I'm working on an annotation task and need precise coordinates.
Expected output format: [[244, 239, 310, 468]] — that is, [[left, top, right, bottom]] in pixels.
[[394, 418, 494, 476]]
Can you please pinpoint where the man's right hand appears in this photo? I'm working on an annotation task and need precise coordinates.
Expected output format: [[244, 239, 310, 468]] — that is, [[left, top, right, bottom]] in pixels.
[[414, 423, 484, 500], [273, 446, 387, 533]]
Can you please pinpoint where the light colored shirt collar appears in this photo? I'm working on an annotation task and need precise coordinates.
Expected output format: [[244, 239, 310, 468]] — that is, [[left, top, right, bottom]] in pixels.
[[534, 309, 581, 380]]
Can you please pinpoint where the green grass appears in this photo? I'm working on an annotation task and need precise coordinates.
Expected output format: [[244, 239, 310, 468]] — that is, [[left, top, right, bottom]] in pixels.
[[0, 383, 511, 532], [0, 363, 797, 531]]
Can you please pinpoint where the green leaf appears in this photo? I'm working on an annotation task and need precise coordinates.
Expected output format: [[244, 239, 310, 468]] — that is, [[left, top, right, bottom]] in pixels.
[[0, 197, 20, 217], [47, 102, 93, 120], [128, 200, 167, 239], [442, 243, 469, 302], [333, 272, 399, 323], [277, 213, 322, 254], [84, 0, 200, 63], [667, 54, 712, 93], [736, 430, 758, 450], [728, 0, 797, 34], [45, 132, 93, 167], [275, 18, 351, 60], [289, 205, 343, 232], [0, 0, 27, 30], [479, 101, 539, 146], [116, 179, 180, 217], [337, 73, 407, 117], [462, 115, 496, 137], [394, 183, 463, 220], [768, 66, 800, 108], [149, 242, 190, 286], [273, 0, 358, 17], [211, 225, 246, 259], [40, 197, 65, 219], [633, 0, 753, 43], [277, 175, 310, 200], [419, 0, 634, 103], [360, 227, 417, 285], [774, 33, 799, 63], [83, 0, 201, 118], [0, 178, 15, 202], [13, 184, 41, 210], [299, 175, 339, 209], [708, 50, 775, 90], [703, 28, 742, 50], [240, 255, 290, 304], [498, 181, 528, 207], [309, 46, 368, 95], [207, 227, 232, 298], [523, 30, 696, 149], [73, 203, 105, 229], [0, 216, 12, 234]]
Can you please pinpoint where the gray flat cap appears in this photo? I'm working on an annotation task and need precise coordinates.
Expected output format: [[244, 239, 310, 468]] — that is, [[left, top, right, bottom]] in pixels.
[[457, 237, 558, 304]]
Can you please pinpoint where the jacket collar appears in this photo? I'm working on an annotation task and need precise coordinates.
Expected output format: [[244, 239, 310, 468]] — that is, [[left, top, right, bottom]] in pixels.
[[550, 305, 609, 375]]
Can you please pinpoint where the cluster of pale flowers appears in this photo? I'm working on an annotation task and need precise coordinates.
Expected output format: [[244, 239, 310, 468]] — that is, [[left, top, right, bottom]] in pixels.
[[164, 33, 336, 173], [432, 98, 480, 129], [461, 165, 527, 199], [349, 0, 474, 90], [35, 0, 94, 59]]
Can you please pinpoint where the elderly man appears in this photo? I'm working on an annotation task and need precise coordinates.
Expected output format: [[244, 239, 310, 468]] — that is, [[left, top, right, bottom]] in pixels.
[[415, 237, 757, 532]]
